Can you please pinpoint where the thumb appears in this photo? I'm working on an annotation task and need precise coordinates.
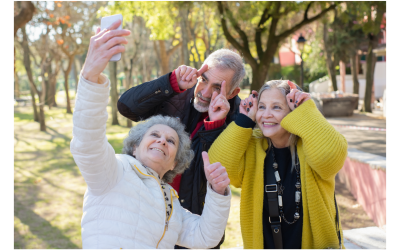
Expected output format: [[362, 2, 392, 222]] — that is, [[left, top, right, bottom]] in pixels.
[[202, 151, 210, 167]]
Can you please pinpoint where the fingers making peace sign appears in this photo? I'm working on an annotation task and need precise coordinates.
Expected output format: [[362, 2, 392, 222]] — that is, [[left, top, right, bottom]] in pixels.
[[286, 80, 311, 110], [208, 80, 230, 121], [202, 151, 230, 196]]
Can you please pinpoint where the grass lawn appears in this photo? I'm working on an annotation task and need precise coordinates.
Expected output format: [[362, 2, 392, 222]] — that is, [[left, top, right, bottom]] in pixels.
[[14, 95, 243, 249]]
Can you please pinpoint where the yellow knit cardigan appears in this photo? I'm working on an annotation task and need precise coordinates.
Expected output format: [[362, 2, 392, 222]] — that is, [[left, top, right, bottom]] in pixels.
[[209, 100, 348, 249]]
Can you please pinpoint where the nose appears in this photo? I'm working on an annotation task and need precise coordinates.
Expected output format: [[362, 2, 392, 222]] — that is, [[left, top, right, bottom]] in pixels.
[[157, 136, 166, 145], [201, 84, 214, 99], [262, 108, 273, 118]]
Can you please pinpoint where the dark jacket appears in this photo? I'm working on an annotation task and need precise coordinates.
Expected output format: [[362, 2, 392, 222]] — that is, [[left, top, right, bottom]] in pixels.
[[117, 72, 241, 246]]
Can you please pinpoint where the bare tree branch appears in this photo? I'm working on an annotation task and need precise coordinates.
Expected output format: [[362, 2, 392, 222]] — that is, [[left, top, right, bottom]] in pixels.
[[217, 1, 257, 68], [14, 1, 35, 37], [222, 2, 250, 51], [276, 3, 336, 41]]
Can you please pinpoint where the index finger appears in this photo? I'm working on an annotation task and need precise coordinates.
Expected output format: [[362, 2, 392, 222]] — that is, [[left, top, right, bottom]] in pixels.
[[197, 64, 208, 76], [220, 80, 227, 97], [288, 80, 297, 90], [202, 151, 210, 167]]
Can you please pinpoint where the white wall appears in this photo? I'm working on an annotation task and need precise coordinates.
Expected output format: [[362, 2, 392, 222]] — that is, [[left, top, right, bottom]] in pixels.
[[309, 61, 386, 99]]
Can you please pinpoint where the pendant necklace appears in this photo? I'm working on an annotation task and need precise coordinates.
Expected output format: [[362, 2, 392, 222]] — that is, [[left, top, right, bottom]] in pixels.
[[270, 144, 301, 224]]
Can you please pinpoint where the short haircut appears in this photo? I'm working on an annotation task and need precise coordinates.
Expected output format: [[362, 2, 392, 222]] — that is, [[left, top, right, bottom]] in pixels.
[[201, 48, 246, 94], [122, 115, 194, 183]]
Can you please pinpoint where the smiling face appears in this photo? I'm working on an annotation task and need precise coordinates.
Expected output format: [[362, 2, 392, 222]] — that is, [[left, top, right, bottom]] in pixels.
[[193, 67, 235, 112], [133, 124, 179, 178], [256, 88, 292, 148]]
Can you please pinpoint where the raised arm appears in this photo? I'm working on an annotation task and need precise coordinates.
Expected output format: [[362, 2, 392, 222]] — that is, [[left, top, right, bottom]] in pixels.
[[117, 64, 208, 121], [282, 81, 348, 180], [70, 20, 131, 195]]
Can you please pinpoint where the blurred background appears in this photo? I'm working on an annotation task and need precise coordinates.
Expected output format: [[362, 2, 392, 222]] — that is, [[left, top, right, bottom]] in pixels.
[[14, 1, 386, 249]]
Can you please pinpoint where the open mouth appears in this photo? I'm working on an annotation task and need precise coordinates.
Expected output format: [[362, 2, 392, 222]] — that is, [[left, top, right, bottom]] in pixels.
[[151, 147, 165, 155]]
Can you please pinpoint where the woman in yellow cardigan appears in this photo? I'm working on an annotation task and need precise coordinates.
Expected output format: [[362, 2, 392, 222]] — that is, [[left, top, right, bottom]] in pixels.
[[208, 80, 347, 249]]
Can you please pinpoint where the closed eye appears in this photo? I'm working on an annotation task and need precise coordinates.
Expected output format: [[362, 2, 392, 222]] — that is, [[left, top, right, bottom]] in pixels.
[[151, 132, 160, 137]]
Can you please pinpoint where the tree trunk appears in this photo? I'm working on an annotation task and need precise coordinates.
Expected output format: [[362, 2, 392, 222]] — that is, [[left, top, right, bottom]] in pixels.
[[250, 64, 269, 91], [63, 55, 74, 114], [323, 23, 338, 91], [14, 1, 35, 37], [158, 40, 170, 75], [180, 7, 190, 66], [72, 58, 79, 93], [29, 83, 39, 122], [21, 26, 45, 130], [363, 37, 376, 113], [109, 62, 120, 125], [351, 53, 360, 95], [14, 71, 20, 98], [339, 60, 346, 93]]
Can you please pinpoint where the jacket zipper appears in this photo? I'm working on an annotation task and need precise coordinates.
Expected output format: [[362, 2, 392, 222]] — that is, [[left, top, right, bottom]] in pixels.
[[133, 165, 174, 249], [156, 189, 177, 248], [138, 88, 161, 104]]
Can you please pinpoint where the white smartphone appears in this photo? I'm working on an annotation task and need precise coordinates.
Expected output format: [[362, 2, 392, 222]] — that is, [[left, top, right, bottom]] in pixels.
[[100, 14, 123, 62]]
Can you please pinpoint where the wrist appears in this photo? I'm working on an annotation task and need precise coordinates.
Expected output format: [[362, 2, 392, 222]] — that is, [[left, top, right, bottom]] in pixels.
[[82, 71, 99, 84]]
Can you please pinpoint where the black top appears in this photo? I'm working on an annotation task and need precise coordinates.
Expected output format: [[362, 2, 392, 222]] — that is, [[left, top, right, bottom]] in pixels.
[[263, 146, 303, 249], [234, 113, 303, 249]]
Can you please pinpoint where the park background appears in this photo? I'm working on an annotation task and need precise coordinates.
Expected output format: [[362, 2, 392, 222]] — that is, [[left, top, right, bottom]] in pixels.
[[12, 1, 392, 249]]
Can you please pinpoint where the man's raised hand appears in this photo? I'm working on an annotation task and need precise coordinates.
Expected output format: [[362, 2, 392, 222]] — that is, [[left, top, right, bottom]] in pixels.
[[175, 64, 208, 90], [202, 151, 230, 196], [208, 80, 230, 121]]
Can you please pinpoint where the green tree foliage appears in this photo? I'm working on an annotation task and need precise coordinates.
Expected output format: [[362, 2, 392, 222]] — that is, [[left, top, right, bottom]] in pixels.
[[217, 1, 336, 90]]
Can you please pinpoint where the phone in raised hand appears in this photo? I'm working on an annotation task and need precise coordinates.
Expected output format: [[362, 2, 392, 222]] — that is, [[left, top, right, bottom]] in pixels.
[[100, 14, 123, 62]]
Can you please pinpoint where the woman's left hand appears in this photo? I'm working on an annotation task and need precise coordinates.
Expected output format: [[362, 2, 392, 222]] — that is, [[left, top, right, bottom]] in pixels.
[[202, 151, 230, 195], [286, 81, 311, 110]]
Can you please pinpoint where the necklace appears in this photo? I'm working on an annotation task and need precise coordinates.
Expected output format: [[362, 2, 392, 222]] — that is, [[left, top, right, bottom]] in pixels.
[[270, 144, 301, 225]]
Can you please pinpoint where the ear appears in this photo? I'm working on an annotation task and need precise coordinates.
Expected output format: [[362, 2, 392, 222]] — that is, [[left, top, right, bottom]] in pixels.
[[227, 87, 241, 100], [132, 147, 136, 157]]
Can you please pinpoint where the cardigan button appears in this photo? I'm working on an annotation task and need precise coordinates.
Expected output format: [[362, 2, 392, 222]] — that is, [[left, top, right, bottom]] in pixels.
[[165, 90, 169, 94], [180, 199, 185, 203]]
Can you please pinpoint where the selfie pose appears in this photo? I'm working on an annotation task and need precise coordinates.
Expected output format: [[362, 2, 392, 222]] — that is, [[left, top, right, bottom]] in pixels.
[[70, 20, 231, 249], [208, 80, 348, 249]]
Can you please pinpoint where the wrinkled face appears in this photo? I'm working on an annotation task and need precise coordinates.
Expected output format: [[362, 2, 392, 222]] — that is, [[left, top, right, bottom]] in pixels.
[[133, 124, 179, 176], [193, 67, 235, 112], [256, 88, 291, 145]]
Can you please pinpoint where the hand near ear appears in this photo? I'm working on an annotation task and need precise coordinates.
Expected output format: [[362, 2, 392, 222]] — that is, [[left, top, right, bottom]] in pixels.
[[286, 80, 311, 111]]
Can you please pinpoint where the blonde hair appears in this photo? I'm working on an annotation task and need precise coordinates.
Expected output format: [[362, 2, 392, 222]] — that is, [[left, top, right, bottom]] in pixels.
[[255, 80, 302, 171]]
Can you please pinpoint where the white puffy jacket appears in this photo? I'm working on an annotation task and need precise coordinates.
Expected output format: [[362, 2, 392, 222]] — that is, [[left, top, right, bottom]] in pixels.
[[70, 74, 231, 249]]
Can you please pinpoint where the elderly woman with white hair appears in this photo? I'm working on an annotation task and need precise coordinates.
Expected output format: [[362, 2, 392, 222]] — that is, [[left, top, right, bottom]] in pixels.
[[70, 19, 231, 249]]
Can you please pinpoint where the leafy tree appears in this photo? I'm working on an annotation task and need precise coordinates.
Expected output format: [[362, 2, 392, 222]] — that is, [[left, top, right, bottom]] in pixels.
[[217, 1, 337, 90], [100, 1, 182, 74]]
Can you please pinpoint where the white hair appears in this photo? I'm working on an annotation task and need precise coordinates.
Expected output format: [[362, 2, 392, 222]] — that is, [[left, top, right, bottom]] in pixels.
[[201, 48, 246, 93]]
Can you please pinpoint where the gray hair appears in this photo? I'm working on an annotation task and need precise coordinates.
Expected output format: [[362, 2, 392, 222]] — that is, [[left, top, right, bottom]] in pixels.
[[201, 48, 245, 94], [122, 115, 194, 183], [257, 80, 303, 172]]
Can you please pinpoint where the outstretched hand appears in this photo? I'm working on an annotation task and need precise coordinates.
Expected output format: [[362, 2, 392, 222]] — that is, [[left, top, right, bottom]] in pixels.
[[239, 90, 259, 121], [286, 81, 311, 110], [202, 151, 230, 196], [82, 19, 131, 83], [208, 80, 230, 121], [175, 64, 208, 90]]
